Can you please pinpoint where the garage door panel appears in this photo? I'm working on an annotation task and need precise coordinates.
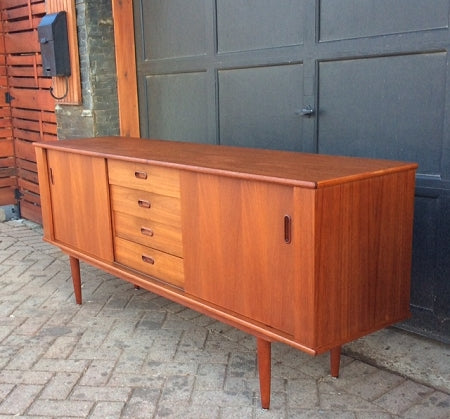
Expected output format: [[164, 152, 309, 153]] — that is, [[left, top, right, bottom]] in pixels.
[[217, 0, 304, 53], [219, 64, 303, 151], [319, 0, 449, 41], [140, 0, 208, 60], [134, 0, 450, 339], [145, 72, 209, 143], [411, 195, 439, 310], [318, 52, 446, 174]]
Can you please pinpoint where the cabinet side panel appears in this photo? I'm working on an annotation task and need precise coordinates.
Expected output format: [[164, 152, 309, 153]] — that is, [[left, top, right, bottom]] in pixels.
[[47, 151, 114, 261], [35, 147, 54, 242], [373, 169, 415, 324], [314, 170, 415, 350]]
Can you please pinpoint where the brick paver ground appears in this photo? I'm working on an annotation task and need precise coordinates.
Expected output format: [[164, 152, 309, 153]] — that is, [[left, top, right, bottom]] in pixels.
[[0, 220, 449, 418]]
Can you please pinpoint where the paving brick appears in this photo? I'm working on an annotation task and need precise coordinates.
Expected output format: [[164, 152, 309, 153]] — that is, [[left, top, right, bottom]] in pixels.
[[286, 410, 356, 419], [144, 360, 198, 377], [0, 325, 13, 342], [191, 388, 255, 408], [0, 384, 42, 415], [107, 372, 165, 388], [175, 347, 229, 364], [401, 390, 450, 419], [227, 351, 257, 378], [70, 385, 131, 402], [319, 391, 384, 412], [355, 413, 396, 419], [196, 362, 227, 390], [5, 345, 48, 370], [39, 372, 80, 400], [286, 377, 320, 408], [33, 358, 90, 373], [143, 329, 183, 362], [157, 402, 221, 418], [114, 350, 148, 373], [69, 328, 111, 359], [43, 335, 80, 359], [159, 374, 195, 403], [120, 387, 159, 418], [0, 370, 53, 385], [0, 383, 14, 400], [89, 401, 125, 418], [373, 379, 435, 415], [78, 359, 117, 386], [344, 368, 406, 401], [27, 399, 94, 417]]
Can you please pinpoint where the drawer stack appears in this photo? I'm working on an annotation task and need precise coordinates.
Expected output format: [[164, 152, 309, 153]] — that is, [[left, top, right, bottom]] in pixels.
[[108, 159, 184, 288]]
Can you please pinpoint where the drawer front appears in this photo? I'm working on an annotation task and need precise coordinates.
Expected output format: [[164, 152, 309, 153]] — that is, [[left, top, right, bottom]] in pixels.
[[108, 159, 180, 198], [110, 185, 181, 227], [113, 211, 183, 257], [115, 237, 184, 288]]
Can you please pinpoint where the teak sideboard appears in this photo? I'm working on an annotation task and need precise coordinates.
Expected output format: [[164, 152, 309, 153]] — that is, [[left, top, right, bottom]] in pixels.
[[34, 137, 417, 409]]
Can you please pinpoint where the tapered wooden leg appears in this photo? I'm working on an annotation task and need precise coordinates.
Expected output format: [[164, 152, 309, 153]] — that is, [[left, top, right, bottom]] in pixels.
[[257, 338, 271, 409], [330, 345, 341, 378], [69, 256, 82, 305]]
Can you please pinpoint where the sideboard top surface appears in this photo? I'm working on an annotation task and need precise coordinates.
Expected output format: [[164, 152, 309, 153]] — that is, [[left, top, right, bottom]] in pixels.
[[35, 136, 417, 189]]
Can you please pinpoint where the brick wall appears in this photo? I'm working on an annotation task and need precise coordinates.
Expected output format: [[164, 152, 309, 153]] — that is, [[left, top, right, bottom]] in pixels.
[[56, 0, 119, 139]]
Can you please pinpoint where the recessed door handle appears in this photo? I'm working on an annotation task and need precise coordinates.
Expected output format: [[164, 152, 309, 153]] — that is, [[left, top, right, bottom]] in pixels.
[[135, 171, 148, 180], [142, 255, 154, 265], [138, 199, 151, 208], [284, 215, 291, 244], [140, 227, 154, 237]]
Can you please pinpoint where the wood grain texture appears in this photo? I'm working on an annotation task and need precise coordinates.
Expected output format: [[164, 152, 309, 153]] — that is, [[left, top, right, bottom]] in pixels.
[[114, 236, 184, 288], [34, 146, 54, 241], [36, 137, 418, 189], [34, 138, 417, 409], [309, 170, 416, 351], [257, 338, 271, 409], [182, 172, 296, 335], [69, 256, 82, 304], [108, 159, 180, 197], [46, 150, 114, 260], [113, 211, 183, 258], [110, 185, 181, 227], [111, 0, 139, 136]]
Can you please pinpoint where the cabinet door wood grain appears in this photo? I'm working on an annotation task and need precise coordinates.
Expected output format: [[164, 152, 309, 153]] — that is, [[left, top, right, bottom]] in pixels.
[[46, 150, 114, 260], [182, 172, 296, 335]]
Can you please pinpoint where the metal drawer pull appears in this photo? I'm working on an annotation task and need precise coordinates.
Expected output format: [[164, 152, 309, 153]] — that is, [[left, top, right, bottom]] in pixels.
[[142, 255, 154, 265], [140, 227, 154, 237], [135, 171, 148, 180], [138, 199, 151, 208], [284, 215, 291, 244]]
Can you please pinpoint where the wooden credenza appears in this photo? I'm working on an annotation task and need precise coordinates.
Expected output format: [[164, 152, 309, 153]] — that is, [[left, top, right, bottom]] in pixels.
[[35, 137, 417, 408]]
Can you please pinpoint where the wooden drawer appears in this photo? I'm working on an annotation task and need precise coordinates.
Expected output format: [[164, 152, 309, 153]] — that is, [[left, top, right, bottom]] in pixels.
[[113, 211, 183, 257], [110, 185, 181, 227], [108, 159, 180, 198], [114, 237, 184, 288]]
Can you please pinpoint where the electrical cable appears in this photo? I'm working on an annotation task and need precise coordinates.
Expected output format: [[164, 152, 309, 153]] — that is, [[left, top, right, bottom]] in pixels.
[[50, 76, 69, 100]]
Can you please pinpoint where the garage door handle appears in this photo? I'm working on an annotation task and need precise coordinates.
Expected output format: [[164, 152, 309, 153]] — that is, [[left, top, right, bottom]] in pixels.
[[296, 105, 314, 117]]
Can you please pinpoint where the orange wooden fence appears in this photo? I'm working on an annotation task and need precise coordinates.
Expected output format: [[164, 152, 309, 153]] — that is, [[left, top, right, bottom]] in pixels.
[[0, 0, 58, 223]]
